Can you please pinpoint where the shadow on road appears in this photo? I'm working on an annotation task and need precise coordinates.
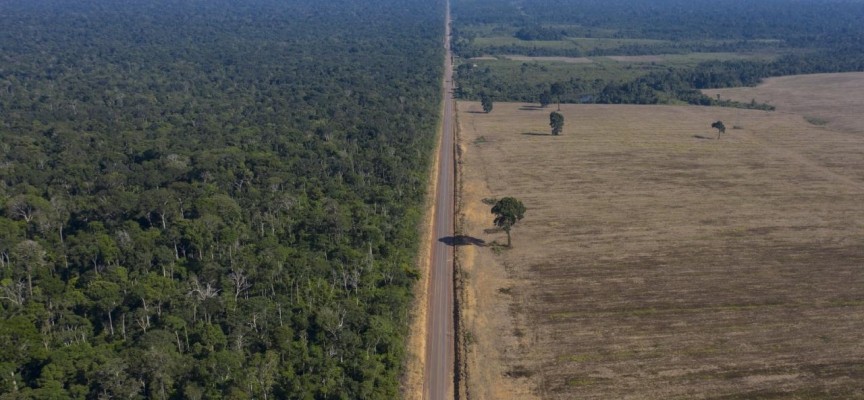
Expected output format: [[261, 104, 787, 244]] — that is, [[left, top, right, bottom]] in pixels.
[[439, 235, 486, 247]]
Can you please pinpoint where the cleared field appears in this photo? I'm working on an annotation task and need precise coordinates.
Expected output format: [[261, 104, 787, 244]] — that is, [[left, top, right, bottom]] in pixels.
[[608, 55, 665, 62], [471, 36, 669, 52], [457, 101, 864, 399], [704, 72, 864, 135], [503, 55, 593, 63]]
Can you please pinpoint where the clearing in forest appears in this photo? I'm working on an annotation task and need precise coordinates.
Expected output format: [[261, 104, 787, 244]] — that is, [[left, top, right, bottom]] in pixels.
[[457, 100, 864, 399], [704, 72, 864, 135]]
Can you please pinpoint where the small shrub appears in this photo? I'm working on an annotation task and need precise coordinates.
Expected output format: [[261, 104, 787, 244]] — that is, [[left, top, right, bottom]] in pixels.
[[506, 365, 533, 378], [804, 116, 829, 126], [481, 197, 498, 205]]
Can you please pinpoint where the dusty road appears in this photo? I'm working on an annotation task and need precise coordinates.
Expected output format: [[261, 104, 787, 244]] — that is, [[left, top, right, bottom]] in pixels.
[[422, 1, 455, 399]]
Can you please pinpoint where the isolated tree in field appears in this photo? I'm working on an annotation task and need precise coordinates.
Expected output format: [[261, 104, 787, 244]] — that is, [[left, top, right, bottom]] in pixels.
[[539, 91, 552, 108], [711, 121, 726, 139], [481, 96, 493, 113], [550, 112, 565, 135], [491, 197, 526, 247], [550, 82, 564, 110]]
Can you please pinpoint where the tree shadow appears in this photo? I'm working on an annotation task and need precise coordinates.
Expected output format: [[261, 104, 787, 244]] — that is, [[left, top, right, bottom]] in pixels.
[[518, 105, 545, 111], [521, 132, 553, 136], [439, 235, 486, 247], [692, 135, 714, 140], [466, 111, 487, 114]]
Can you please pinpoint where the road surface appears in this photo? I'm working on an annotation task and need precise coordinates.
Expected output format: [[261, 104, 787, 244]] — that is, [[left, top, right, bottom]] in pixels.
[[423, 1, 455, 399]]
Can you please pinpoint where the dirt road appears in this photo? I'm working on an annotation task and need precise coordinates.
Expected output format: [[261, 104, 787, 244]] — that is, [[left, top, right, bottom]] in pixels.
[[422, 1, 455, 399]]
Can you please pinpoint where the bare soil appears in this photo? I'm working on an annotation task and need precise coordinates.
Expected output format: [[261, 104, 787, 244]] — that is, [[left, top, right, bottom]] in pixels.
[[457, 100, 864, 399], [704, 72, 864, 135]]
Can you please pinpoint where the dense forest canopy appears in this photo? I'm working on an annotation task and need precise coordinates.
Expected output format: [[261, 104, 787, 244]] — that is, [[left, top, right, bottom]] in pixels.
[[452, 0, 864, 106], [0, 0, 444, 398], [454, 0, 864, 43]]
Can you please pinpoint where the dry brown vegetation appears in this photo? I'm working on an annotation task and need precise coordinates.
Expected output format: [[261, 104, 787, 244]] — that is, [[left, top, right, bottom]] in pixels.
[[704, 72, 864, 135], [456, 96, 864, 399]]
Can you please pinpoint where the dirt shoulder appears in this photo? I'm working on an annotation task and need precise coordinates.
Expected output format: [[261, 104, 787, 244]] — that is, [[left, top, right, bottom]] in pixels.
[[457, 101, 541, 400]]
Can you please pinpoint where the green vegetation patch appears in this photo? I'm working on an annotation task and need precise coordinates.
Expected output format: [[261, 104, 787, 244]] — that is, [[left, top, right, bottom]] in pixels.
[[804, 116, 830, 126]]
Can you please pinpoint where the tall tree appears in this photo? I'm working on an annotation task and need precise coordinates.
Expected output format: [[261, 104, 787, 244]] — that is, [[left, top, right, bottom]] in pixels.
[[550, 83, 564, 111], [550, 112, 565, 135], [481, 96, 493, 113], [539, 91, 552, 108], [712, 121, 726, 139], [491, 197, 526, 247]]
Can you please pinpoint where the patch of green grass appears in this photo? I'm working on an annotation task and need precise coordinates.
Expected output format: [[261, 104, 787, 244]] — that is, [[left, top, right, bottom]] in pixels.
[[462, 51, 781, 89], [473, 135, 487, 145], [473, 36, 577, 49], [567, 378, 606, 387], [660, 52, 780, 65], [804, 116, 830, 126]]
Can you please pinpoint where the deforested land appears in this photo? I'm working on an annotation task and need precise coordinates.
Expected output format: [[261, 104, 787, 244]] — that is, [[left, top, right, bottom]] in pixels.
[[457, 94, 864, 398]]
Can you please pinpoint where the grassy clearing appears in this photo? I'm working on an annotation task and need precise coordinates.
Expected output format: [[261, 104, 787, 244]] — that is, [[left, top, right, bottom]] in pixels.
[[472, 36, 670, 52], [464, 52, 781, 86], [458, 100, 864, 399], [704, 72, 864, 135]]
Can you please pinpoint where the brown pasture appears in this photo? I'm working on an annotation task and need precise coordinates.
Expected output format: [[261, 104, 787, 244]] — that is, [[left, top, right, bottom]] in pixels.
[[704, 72, 864, 135], [456, 100, 864, 399]]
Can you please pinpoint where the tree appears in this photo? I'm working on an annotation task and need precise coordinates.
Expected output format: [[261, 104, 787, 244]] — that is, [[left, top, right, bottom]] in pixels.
[[491, 197, 526, 247], [539, 91, 551, 108], [711, 121, 726, 139], [550, 83, 564, 111], [550, 112, 564, 135], [481, 96, 493, 113]]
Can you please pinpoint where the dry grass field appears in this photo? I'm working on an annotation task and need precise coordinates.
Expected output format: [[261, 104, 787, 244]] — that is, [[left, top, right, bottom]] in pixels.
[[704, 72, 864, 135], [456, 98, 864, 399]]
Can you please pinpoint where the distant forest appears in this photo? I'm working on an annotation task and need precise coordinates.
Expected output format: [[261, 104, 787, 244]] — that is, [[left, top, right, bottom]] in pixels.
[[0, 0, 443, 398], [452, 0, 864, 106]]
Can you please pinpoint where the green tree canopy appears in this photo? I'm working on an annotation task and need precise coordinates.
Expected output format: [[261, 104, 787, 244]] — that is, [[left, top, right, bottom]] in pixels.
[[481, 96, 494, 113], [712, 121, 726, 139], [550, 112, 565, 135], [491, 197, 526, 247]]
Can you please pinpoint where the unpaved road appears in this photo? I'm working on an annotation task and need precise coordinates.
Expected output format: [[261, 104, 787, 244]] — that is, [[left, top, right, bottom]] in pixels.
[[423, 1, 455, 399]]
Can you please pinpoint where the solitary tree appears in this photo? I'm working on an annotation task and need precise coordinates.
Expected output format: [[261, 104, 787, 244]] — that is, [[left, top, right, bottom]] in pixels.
[[481, 96, 493, 113], [491, 197, 526, 247], [550, 82, 564, 111], [550, 112, 564, 135], [539, 91, 552, 108], [711, 121, 726, 139]]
